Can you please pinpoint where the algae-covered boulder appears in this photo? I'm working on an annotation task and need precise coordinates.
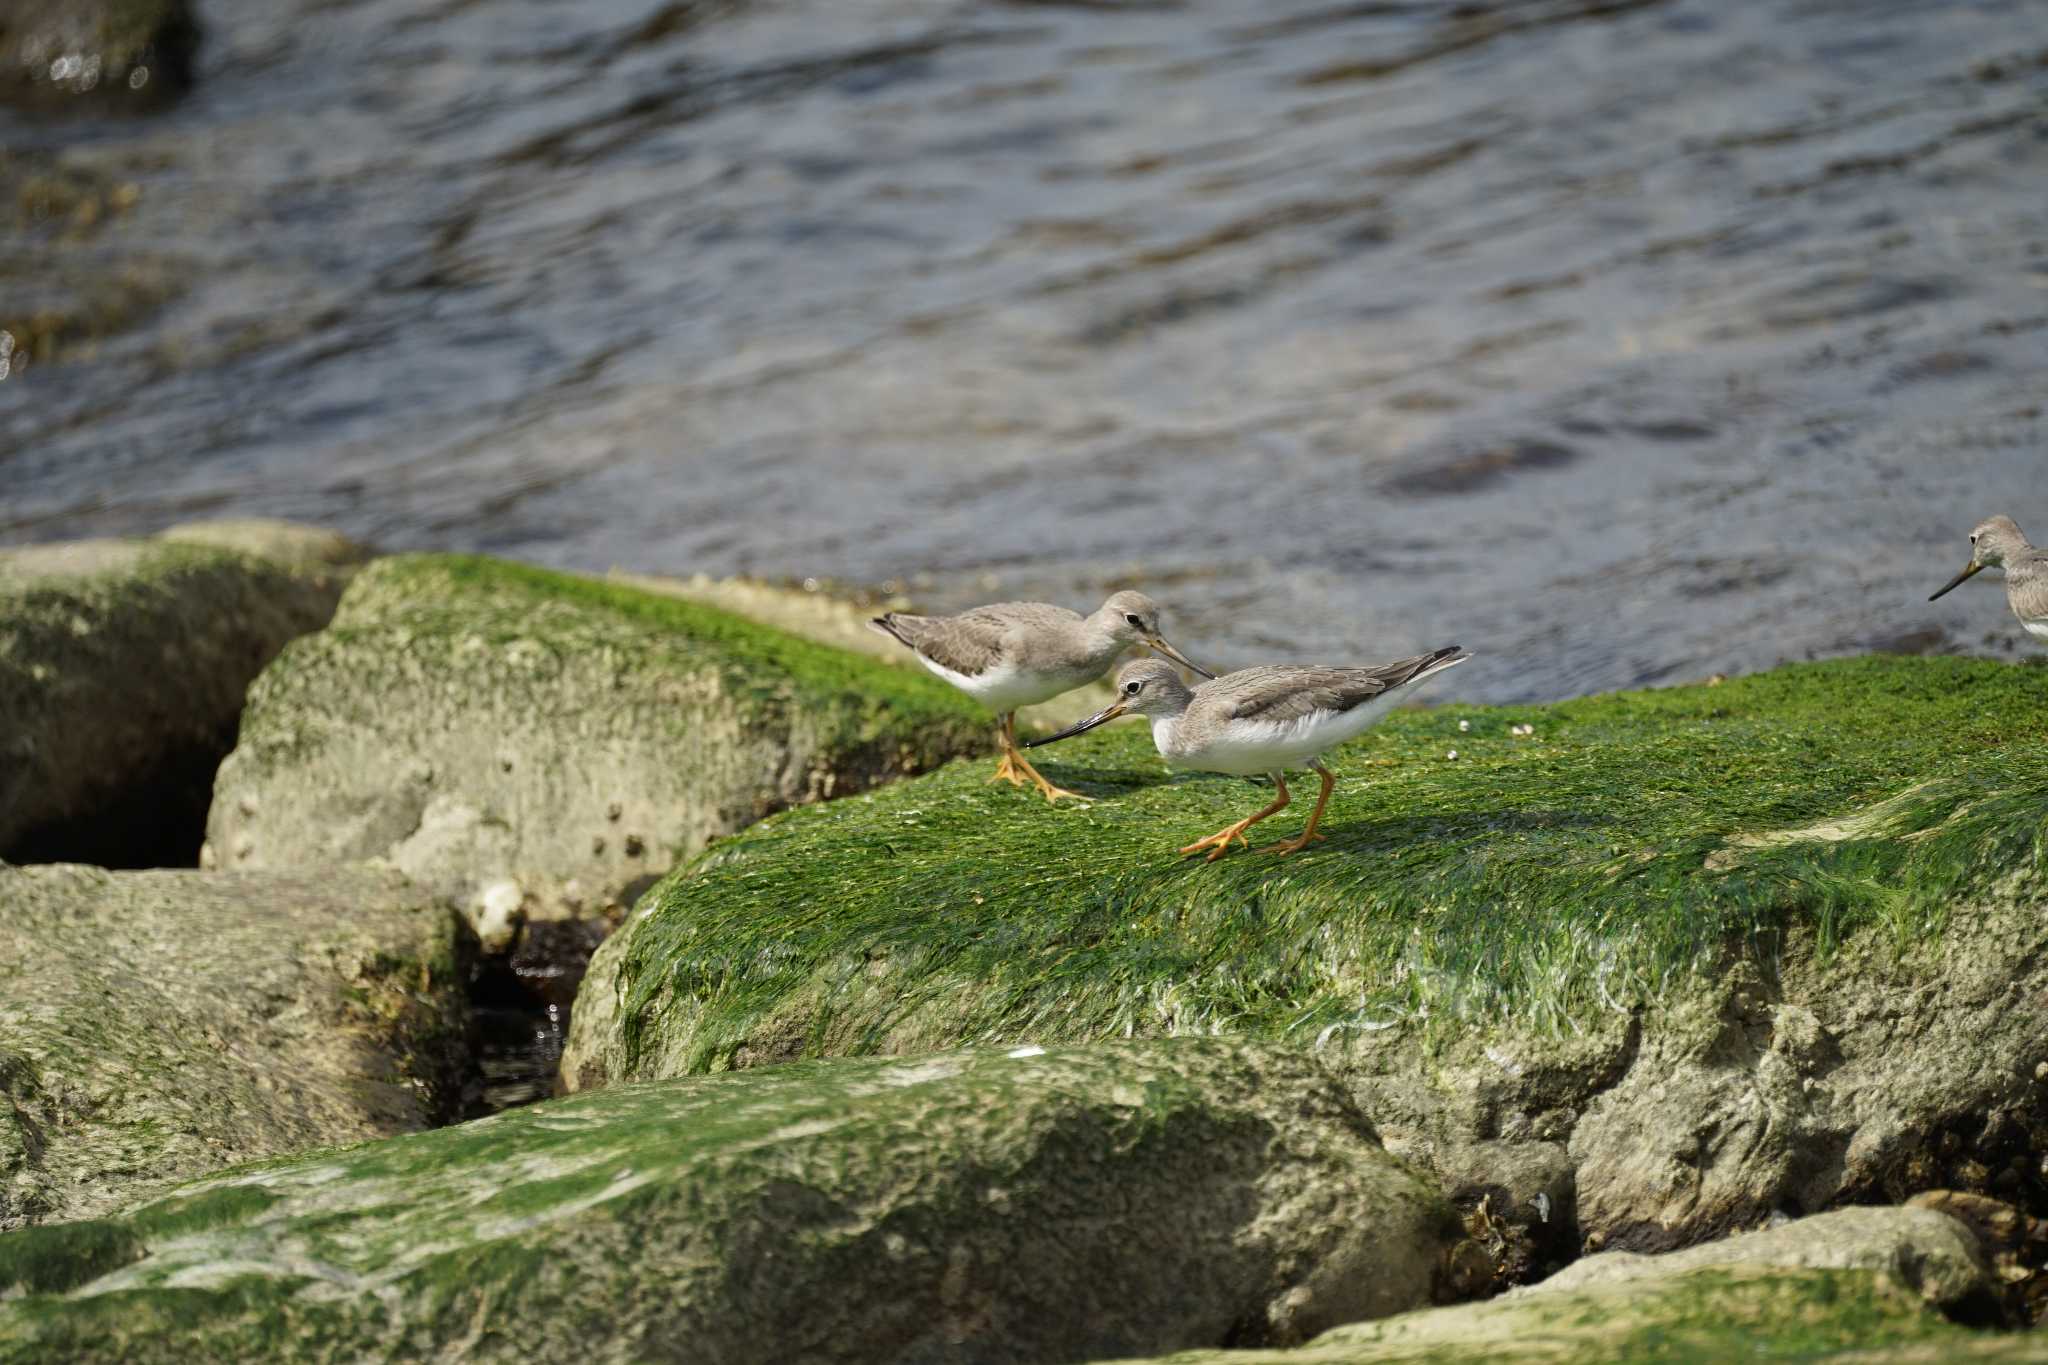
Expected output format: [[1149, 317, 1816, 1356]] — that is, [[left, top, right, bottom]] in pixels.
[[0, 534, 353, 866], [1101, 1206, 2006, 1363], [0, 1040, 1459, 1364], [205, 554, 991, 924], [0, 864, 470, 1230], [563, 656, 2048, 1254], [0, 0, 198, 110]]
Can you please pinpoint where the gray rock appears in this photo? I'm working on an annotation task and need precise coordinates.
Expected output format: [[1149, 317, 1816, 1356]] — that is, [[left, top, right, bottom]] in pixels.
[[0, 1040, 1459, 1363], [0, 0, 198, 110], [0, 536, 349, 865], [0, 863, 471, 1229], [1534, 1205, 1992, 1314], [157, 518, 373, 575], [206, 553, 990, 924]]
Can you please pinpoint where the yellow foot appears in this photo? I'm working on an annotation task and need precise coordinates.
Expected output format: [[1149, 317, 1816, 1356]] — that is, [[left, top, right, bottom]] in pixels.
[[1180, 822, 1255, 862], [1256, 832, 1328, 857], [987, 751, 1031, 787]]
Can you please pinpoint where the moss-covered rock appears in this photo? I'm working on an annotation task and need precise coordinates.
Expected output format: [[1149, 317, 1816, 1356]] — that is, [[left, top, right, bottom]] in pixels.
[[0, 864, 470, 1230], [206, 554, 993, 925], [0, 535, 353, 866], [563, 656, 2048, 1253], [0, 0, 198, 111], [0, 1040, 1459, 1364], [1100, 1205, 2013, 1363]]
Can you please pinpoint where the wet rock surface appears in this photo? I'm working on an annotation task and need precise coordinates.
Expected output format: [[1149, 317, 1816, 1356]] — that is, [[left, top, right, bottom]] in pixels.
[[0, 1041, 1459, 1364], [0, 863, 471, 1230], [0, 530, 354, 866], [205, 553, 992, 923]]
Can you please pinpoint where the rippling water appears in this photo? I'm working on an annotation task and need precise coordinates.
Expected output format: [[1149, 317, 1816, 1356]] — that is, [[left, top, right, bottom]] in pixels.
[[4, 0, 2045, 700]]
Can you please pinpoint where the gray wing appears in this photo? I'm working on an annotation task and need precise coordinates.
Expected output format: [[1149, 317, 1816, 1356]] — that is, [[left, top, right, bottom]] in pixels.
[[2008, 560, 2048, 625], [1210, 648, 1467, 724], [870, 602, 1081, 677]]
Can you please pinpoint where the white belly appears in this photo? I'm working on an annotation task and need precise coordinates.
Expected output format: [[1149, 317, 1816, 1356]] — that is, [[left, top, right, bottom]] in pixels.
[[913, 653, 1098, 713], [1166, 680, 1425, 777], [2024, 619, 2048, 643]]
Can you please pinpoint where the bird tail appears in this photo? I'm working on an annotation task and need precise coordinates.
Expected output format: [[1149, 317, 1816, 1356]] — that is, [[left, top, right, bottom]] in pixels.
[[1406, 645, 1471, 685], [867, 613, 918, 650]]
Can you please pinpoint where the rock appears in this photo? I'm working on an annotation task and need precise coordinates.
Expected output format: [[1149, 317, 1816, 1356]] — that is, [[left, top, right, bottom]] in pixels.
[[556, 655, 2048, 1257], [0, 535, 351, 866], [1435, 1139, 1577, 1286], [0, 1041, 1460, 1363], [1535, 1205, 1994, 1315], [206, 554, 991, 923], [1096, 1269, 1993, 1364], [158, 518, 373, 575], [0, 863, 471, 1229], [0, 0, 198, 111], [1094, 1206, 2007, 1364]]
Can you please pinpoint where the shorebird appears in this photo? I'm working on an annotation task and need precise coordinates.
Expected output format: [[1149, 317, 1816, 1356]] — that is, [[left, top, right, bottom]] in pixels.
[[869, 591, 1213, 802], [1026, 646, 1470, 859], [1929, 514, 2048, 643]]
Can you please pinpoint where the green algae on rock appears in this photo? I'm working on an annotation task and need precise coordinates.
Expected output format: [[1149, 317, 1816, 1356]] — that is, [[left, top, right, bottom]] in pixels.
[[562, 656, 2048, 1253], [0, 1041, 1459, 1365], [0, 535, 352, 866], [206, 554, 993, 926], [1096, 1205, 2011, 1364], [0, 864, 470, 1230]]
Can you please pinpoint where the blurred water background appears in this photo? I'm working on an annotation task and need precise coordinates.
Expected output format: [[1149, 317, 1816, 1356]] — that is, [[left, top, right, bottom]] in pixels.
[[3, 0, 2046, 701]]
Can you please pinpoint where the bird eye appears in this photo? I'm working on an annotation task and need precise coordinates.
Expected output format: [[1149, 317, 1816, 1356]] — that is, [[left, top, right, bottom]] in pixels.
[[1125, 613, 1143, 627], [1971, 534, 1979, 544], [1124, 680, 1142, 695]]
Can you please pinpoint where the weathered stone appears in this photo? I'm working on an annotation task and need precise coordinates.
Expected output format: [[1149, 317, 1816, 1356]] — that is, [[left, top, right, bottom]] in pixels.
[[0, 536, 350, 866], [1097, 1207, 2014, 1364], [0, 0, 198, 111], [1537, 1205, 1993, 1313], [206, 554, 991, 924], [158, 518, 373, 575], [0, 864, 470, 1230], [0, 1041, 1459, 1363]]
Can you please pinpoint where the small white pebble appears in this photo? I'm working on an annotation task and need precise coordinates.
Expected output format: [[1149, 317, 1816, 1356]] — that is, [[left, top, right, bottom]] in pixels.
[[1445, 749, 1458, 761], [1457, 719, 1470, 732], [1007, 1045, 1046, 1059]]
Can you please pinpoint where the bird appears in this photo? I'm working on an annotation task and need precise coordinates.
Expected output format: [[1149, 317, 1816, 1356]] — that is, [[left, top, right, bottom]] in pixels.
[[1025, 646, 1470, 859], [869, 591, 1213, 802], [1929, 514, 2048, 644]]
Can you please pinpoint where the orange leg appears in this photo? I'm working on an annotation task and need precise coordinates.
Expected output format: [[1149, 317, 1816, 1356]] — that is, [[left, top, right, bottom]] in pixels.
[[1181, 773, 1291, 863], [989, 713, 1088, 803], [1258, 762, 1335, 856]]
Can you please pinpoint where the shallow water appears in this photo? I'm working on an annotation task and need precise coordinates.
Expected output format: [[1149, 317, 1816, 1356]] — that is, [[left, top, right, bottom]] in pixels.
[[3, 0, 2045, 701]]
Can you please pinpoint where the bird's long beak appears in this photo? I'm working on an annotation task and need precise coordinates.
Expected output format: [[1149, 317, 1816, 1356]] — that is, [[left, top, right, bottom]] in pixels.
[[1023, 700, 1129, 748], [1144, 635, 1216, 680], [1929, 561, 1983, 602]]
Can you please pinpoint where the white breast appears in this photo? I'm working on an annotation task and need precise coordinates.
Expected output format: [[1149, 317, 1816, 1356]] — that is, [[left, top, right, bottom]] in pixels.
[[1172, 679, 1427, 776], [913, 652, 1093, 713], [2024, 619, 2048, 642]]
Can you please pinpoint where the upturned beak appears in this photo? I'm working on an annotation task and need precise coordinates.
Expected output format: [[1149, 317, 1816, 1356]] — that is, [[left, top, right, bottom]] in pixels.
[[1144, 635, 1216, 680], [1929, 561, 1983, 602], [1023, 700, 1129, 748]]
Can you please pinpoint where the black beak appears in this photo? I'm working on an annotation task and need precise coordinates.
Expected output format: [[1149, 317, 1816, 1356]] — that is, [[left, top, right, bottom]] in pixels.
[[1928, 561, 1982, 602], [1144, 635, 1216, 680], [1023, 700, 1129, 748]]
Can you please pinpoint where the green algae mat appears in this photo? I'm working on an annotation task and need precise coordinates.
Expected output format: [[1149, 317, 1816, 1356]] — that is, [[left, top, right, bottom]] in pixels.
[[569, 656, 2048, 1083]]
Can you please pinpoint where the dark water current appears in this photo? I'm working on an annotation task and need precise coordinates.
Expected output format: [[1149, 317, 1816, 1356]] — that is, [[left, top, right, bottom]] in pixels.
[[4, 0, 2047, 701]]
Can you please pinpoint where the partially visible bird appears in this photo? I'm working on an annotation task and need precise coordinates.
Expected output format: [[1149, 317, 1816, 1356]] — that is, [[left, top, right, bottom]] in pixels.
[[869, 591, 1212, 802], [1027, 646, 1470, 859], [1929, 514, 2048, 644]]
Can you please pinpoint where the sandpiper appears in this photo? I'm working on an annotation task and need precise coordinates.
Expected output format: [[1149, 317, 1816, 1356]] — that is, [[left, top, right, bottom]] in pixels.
[[1929, 514, 2048, 643], [869, 591, 1213, 802], [1026, 646, 1470, 859]]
